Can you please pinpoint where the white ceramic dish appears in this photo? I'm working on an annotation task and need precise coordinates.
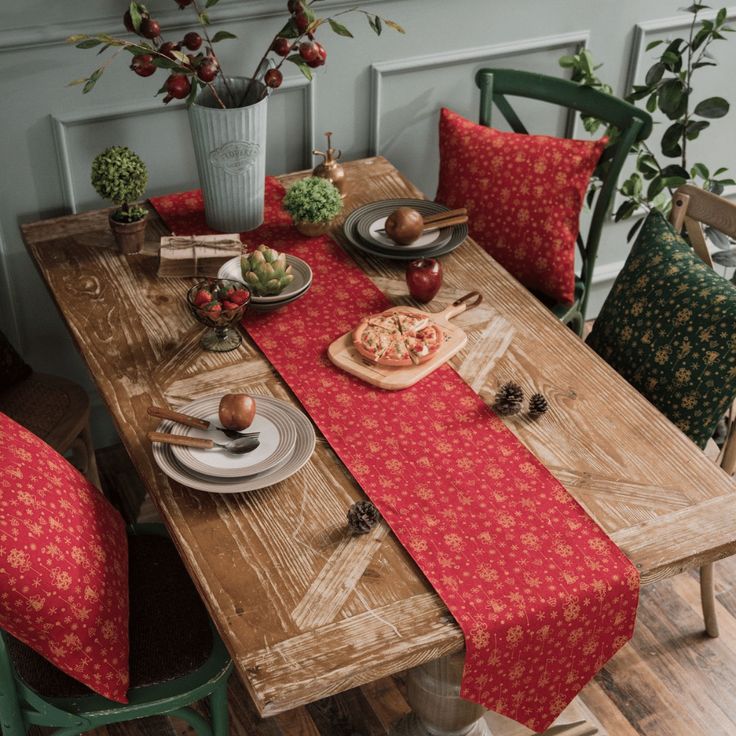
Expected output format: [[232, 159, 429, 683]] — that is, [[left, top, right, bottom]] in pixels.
[[217, 254, 312, 303]]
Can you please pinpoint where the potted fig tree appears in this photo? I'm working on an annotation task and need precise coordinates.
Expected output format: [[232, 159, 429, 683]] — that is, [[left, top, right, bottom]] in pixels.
[[69, 1, 404, 233], [91, 146, 148, 254], [283, 176, 343, 236]]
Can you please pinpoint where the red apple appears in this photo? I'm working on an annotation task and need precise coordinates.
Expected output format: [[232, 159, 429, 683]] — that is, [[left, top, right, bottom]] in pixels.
[[406, 258, 443, 303], [218, 393, 256, 431]]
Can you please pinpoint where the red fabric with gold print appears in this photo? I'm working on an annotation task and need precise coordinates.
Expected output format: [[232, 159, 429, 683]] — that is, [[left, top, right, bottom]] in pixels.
[[436, 107, 606, 304], [0, 412, 129, 701], [151, 182, 639, 732]]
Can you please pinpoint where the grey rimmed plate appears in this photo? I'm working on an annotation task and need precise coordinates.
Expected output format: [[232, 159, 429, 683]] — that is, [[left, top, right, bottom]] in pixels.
[[151, 395, 315, 494], [217, 254, 313, 304]]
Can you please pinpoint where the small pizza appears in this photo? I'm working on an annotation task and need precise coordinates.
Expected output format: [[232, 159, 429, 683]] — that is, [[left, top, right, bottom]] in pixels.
[[352, 309, 444, 367]]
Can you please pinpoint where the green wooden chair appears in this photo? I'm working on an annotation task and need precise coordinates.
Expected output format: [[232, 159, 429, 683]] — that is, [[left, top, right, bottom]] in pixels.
[[0, 524, 233, 736], [474, 68, 653, 334]]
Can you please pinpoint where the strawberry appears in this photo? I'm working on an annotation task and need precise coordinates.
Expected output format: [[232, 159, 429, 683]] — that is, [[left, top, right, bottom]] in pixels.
[[193, 289, 212, 307], [229, 288, 249, 305], [200, 301, 222, 321], [222, 300, 240, 311]]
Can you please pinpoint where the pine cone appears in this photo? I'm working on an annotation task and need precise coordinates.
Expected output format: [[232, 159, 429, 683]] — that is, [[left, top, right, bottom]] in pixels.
[[347, 500, 380, 534], [494, 381, 524, 416], [528, 392, 548, 418]]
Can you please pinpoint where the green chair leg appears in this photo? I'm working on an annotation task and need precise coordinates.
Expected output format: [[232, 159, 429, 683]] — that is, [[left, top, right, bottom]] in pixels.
[[169, 706, 214, 736], [209, 680, 230, 736]]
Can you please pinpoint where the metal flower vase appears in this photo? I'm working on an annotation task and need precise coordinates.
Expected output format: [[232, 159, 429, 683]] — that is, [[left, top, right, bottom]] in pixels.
[[187, 77, 268, 232]]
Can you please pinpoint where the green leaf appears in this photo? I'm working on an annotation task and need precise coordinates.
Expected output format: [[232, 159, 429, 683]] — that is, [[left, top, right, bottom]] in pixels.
[[627, 217, 645, 242], [198, 12, 210, 25], [76, 38, 102, 49], [153, 56, 178, 69], [384, 19, 406, 34], [691, 26, 711, 50], [328, 19, 353, 37], [185, 80, 200, 106], [644, 61, 666, 87], [286, 54, 313, 81], [694, 96, 730, 118], [206, 0, 220, 6], [684, 3, 710, 13], [129, 1, 143, 33], [647, 175, 667, 199], [660, 164, 689, 179], [661, 122, 684, 157], [628, 85, 651, 102], [171, 49, 190, 65], [686, 119, 710, 139], [67, 34, 87, 44], [661, 50, 682, 71], [614, 199, 638, 222], [657, 79, 685, 116], [83, 68, 102, 94], [716, 7, 727, 25], [691, 162, 710, 179], [661, 175, 688, 188], [211, 30, 237, 42], [713, 166, 729, 176], [645, 39, 664, 51], [278, 20, 299, 39], [368, 15, 382, 35], [558, 54, 576, 68], [646, 92, 657, 113]]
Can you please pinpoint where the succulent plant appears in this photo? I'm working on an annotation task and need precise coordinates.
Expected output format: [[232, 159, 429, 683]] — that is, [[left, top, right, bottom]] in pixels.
[[283, 176, 343, 224], [241, 245, 294, 296], [91, 146, 148, 222]]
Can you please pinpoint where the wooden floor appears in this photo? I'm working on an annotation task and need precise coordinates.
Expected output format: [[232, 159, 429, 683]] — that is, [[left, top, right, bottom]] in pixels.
[[45, 445, 736, 736]]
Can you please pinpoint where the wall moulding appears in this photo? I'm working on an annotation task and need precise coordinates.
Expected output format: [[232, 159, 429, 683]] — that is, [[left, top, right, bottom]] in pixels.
[[51, 77, 315, 214], [369, 30, 590, 156]]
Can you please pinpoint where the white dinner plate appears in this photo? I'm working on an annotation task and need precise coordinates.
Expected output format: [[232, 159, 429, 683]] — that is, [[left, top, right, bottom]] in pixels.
[[170, 396, 297, 478], [151, 396, 316, 494]]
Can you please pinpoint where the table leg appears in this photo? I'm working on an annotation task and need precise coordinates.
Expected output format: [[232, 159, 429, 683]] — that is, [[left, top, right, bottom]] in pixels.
[[389, 654, 605, 736]]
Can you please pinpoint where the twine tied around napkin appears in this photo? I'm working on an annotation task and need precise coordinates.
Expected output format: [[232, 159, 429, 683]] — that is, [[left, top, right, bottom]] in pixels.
[[157, 234, 243, 278]]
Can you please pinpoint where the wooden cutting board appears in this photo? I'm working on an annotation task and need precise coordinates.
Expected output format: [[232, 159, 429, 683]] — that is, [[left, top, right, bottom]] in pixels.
[[327, 292, 482, 390]]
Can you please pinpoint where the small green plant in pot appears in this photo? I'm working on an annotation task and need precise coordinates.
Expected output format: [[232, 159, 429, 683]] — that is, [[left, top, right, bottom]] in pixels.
[[283, 176, 343, 237], [91, 146, 148, 254]]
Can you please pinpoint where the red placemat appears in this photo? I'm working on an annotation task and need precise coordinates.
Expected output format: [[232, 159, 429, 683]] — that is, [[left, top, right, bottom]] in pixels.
[[151, 182, 639, 731]]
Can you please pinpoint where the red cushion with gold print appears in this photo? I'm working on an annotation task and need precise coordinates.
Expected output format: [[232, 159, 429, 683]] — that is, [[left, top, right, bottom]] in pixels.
[[436, 107, 606, 304], [0, 412, 129, 702]]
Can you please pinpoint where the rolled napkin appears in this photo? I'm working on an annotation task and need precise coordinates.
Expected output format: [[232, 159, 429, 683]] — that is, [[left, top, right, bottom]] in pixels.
[[157, 233, 242, 278]]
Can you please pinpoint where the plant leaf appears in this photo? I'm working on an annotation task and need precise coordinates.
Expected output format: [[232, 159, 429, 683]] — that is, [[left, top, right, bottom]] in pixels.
[[368, 15, 382, 35], [694, 96, 730, 118], [206, 0, 220, 6], [198, 12, 210, 25], [328, 19, 353, 37], [645, 62, 665, 86], [646, 39, 664, 51], [76, 38, 102, 49], [559, 54, 576, 68], [277, 19, 299, 39], [660, 164, 689, 179], [614, 199, 638, 221], [211, 30, 237, 42], [706, 227, 733, 250], [658, 79, 685, 116], [627, 217, 645, 242], [712, 248, 736, 267], [686, 119, 710, 139], [286, 54, 313, 81], [691, 162, 710, 179], [129, 1, 143, 34], [83, 68, 102, 94], [384, 19, 406, 33]]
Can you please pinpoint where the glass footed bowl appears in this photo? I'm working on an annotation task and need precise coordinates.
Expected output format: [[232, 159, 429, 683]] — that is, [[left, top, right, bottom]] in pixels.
[[186, 278, 251, 352]]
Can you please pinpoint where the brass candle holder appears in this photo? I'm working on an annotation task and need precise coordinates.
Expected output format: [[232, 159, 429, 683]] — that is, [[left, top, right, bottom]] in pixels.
[[312, 131, 346, 198]]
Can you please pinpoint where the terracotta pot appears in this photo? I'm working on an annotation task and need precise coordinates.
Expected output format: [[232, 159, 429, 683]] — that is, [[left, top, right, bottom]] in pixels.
[[294, 219, 332, 238], [109, 213, 147, 255]]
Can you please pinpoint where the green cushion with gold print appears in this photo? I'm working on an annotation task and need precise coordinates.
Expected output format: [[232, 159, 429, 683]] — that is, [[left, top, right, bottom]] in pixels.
[[586, 210, 736, 449]]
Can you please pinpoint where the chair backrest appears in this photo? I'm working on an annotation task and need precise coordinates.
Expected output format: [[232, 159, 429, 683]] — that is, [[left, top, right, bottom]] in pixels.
[[670, 184, 736, 474], [475, 68, 652, 317]]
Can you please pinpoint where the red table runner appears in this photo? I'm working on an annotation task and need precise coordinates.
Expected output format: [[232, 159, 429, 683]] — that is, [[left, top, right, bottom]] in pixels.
[[151, 181, 639, 731]]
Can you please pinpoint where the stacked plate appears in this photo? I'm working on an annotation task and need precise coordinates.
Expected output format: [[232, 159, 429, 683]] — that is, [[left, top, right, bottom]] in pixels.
[[151, 395, 315, 494], [343, 198, 468, 260], [217, 254, 313, 311]]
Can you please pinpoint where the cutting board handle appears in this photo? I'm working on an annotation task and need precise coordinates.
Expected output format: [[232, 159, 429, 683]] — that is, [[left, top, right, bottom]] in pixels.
[[439, 291, 483, 322]]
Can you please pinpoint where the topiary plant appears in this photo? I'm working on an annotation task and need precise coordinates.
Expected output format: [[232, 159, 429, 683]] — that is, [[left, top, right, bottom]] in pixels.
[[283, 176, 343, 223], [91, 146, 148, 223]]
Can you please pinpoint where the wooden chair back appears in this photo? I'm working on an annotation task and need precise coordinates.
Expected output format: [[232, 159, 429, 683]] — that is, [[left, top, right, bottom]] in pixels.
[[670, 184, 736, 474], [475, 68, 653, 322]]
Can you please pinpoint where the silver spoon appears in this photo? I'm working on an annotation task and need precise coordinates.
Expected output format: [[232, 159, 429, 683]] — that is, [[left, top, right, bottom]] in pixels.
[[217, 426, 259, 439], [148, 431, 260, 454]]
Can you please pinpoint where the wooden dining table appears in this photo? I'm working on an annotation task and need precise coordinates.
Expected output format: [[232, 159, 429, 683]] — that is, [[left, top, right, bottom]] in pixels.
[[21, 157, 736, 736]]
